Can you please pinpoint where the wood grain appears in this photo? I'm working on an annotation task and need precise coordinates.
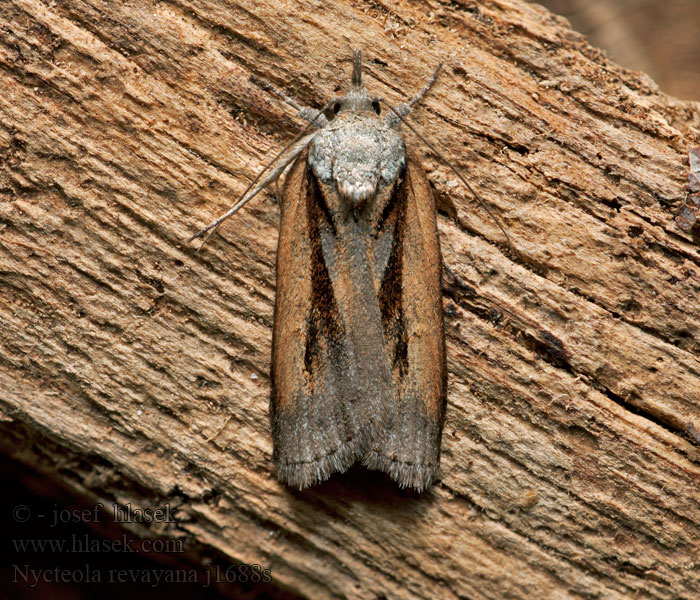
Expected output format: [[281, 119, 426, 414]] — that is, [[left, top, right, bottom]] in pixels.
[[1, 0, 699, 598]]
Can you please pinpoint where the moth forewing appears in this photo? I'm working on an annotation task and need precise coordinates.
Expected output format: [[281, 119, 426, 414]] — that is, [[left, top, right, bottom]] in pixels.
[[360, 149, 446, 491]]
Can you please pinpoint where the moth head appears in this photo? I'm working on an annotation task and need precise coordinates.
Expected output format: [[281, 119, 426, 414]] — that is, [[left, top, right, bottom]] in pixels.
[[330, 49, 382, 117]]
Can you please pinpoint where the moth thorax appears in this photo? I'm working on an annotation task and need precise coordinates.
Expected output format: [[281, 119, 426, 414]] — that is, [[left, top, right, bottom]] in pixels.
[[309, 119, 406, 212], [334, 138, 384, 208]]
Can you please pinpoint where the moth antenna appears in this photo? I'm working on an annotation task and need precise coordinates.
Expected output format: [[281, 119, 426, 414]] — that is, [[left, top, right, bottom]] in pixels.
[[250, 74, 329, 128], [187, 103, 332, 250], [405, 62, 442, 112], [250, 73, 304, 112], [380, 63, 442, 125], [386, 102, 517, 256]]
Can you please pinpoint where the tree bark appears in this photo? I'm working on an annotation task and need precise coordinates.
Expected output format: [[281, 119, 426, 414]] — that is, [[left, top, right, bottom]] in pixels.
[[1, 0, 699, 598]]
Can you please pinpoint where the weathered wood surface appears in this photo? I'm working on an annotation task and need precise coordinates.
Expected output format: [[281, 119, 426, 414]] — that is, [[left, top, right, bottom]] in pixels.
[[1, 0, 699, 598]]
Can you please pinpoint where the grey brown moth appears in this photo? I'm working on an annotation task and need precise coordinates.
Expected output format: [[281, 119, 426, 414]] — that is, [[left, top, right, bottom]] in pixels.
[[191, 50, 446, 491]]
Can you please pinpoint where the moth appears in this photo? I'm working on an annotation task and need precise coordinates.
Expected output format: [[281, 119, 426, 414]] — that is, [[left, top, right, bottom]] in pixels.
[[191, 50, 447, 491]]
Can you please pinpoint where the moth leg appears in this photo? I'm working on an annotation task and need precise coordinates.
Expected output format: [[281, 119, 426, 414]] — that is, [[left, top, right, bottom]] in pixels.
[[188, 132, 316, 246]]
